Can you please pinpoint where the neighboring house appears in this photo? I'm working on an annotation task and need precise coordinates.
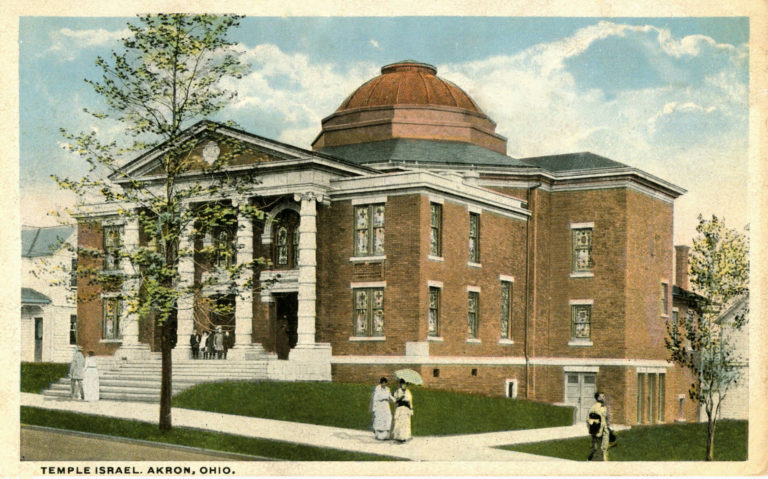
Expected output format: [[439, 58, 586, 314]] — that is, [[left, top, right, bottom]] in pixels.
[[21, 225, 78, 362], [75, 60, 701, 424]]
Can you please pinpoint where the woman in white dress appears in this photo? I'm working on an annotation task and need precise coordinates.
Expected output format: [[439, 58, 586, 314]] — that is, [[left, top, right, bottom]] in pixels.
[[391, 379, 413, 442], [82, 351, 100, 402], [370, 377, 394, 440]]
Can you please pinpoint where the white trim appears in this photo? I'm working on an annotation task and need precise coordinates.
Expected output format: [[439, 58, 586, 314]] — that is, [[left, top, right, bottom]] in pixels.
[[570, 272, 594, 279], [467, 262, 482, 268], [99, 339, 123, 344], [466, 285, 481, 293], [569, 299, 594, 305], [563, 366, 600, 373], [570, 222, 594, 229], [349, 336, 386, 342], [637, 366, 668, 374], [427, 255, 444, 262], [427, 336, 444, 342], [498, 339, 515, 345], [504, 378, 519, 399], [427, 280, 443, 289], [466, 338, 482, 344], [428, 196, 445, 204], [567, 339, 594, 347], [499, 274, 515, 283], [350, 281, 386, 289], [349, 255, 386, 263], [329, 355, 673, 367], [351, 196, 387, 205], [100, 292, 122, 299], [468, 205, 482, 214]]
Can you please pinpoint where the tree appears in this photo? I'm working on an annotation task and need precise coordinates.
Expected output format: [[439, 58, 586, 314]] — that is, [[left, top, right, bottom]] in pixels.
[[55, 14, 260, 431], [665, 214, 748, 460]]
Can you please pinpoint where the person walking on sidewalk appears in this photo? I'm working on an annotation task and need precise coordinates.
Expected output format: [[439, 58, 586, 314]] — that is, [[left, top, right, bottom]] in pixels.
[[391, 379, 413, 443], [370, 377, 394, 440], [68, 347, 85, 400], [587, 391, 609, 461]]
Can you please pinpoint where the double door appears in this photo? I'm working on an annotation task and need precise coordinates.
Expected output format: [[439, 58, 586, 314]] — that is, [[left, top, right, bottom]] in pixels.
[[565, 372, 597, 422]]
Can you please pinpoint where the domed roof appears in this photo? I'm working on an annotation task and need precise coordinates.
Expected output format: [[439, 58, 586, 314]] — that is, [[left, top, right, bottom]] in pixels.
[[336, 60, 483, 114], [312, 60, 507, 155]]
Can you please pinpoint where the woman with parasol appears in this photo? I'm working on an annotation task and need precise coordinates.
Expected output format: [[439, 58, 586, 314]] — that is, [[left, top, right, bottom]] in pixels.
[[391, 373, 418, 443]]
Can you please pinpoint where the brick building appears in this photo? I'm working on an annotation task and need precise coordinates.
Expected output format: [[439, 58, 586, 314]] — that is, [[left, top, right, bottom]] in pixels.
[[75, 60, 700, 424]]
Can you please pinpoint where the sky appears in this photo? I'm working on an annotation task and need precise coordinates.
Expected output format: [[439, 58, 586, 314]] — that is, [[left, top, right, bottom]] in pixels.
[[18, 16, 750, 245]]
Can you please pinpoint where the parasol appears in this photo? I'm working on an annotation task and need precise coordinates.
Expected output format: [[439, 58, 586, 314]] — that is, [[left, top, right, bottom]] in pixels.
[[394, 368, 423, 385]]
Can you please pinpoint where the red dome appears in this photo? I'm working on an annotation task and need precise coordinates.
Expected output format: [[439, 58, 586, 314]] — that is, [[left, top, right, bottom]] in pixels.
[[312, 60, 507, 154], [336, 61, 483, 114]]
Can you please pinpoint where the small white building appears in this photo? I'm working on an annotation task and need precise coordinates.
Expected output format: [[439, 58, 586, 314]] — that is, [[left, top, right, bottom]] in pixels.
[[21, 225, 78, 362]]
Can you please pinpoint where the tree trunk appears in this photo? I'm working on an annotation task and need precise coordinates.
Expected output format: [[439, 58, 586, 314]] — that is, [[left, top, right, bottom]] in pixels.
[[159, 313, 174, 431], [705, 414, 716, 461]]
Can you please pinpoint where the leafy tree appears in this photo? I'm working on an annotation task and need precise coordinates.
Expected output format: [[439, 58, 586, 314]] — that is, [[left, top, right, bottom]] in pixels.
[[55, 14, 263, 431], [666, 214, 748, 460]]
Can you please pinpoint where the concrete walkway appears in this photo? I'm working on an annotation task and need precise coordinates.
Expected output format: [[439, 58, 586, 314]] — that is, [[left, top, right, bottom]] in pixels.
[[21, 393, 590, 461]]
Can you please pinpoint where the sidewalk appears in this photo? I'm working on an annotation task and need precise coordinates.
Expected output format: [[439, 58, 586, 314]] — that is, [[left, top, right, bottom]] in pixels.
[[21, 393, 587, 461]]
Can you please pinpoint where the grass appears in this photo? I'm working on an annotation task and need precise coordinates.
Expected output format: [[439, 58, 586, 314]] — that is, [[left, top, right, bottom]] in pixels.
[[21, 407, 400, 461], [21, 362, 69, 393], [501, 420, 748, 461], [173, 381, 573, 436]]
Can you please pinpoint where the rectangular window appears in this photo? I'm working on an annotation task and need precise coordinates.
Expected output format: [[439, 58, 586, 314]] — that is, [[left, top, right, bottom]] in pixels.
[[469, 212, 480, 263], [354, 204, 385, 256], [214, 229, 233, 270], [658, 373, 666, 423], [69, 258, 78, 287], [468, 291, 479, 339], [671, 309, 679, 342], [571, 228, 593, 272], [103, 225, 122, 271], [647, 373, 656, 424], [354, 288, 384, 336], [637, 373, 645, 424], [430, 203, 442, 256], [571, 304, 591, 340], [660, 282, 669, 316], [69, 315, 77, 345], [428, 287, 440, 337], [102, 297, 121, 340], [500, 281, 512, 339]]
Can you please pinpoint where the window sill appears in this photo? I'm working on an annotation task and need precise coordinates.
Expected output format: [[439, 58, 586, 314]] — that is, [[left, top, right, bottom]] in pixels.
[[570, 272, 594, 278], [498, 339, 515, 345], [427, 336, 444, 342], [568, 339, 593, 347], [466, 338, 481, 344], [349, 336, 386, 342], [467, 262, 482, 268], [100, 339, 123, 344], [349, 255, 386, 263], [427, 255, 444, 262]]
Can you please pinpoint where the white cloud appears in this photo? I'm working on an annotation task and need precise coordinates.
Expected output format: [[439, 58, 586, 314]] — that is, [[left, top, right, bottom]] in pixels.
[[369, 39, 381, 50], [47, 27, 129, 60]]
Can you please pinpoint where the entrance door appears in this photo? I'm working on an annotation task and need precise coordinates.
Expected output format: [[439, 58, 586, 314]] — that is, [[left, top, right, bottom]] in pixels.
[[565, 372, 597, 422], [34, 317, 43, 362], [275, 293, 298, 351]]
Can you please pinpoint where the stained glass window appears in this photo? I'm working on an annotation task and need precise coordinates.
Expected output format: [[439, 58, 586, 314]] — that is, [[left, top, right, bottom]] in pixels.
[[277, 227, 288, 265], [354, 204, 384, 256], [571, 304, 591, 340], [102, 297, 121, 339], [430, 203, 442, 256], [353, 288, 384, 336], [468, 291, 479, 339], [572, 228, 592, 272], [500, 281, 512, 339], [469, 213, 480, 263], [103, 225, 122, 271], [428, 287, 440, 337], [215, 230, 232, 270]]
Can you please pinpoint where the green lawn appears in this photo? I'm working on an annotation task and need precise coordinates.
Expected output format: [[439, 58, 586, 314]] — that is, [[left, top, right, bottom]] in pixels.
[[502, 420, 748, 461], [21, 362, 69, 393], [173, 381, 573, 436], [21, 407, 399, 461]]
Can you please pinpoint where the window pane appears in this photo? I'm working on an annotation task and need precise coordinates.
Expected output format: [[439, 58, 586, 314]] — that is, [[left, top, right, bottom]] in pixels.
[[356, 207, 369, 229], [572, 228, 592, 272], [637, 373, 645, 424], [430, 204, 441, 256], [429, 287, 440, 336], [374, 228, 385, 254], [469, 213, 479, 263], [373, 205, 385, 227], [500, 281, 511, 339], [571, 305, 591, 339], [356, 230, 370, 255], [468, 292, 479, 338]]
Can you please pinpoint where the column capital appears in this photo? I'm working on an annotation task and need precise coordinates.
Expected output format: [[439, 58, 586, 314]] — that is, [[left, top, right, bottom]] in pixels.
[[293, 191, 325, 204]]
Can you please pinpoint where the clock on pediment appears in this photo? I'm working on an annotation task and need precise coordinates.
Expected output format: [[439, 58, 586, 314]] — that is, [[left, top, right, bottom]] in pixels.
[[202, 141, 221, 164]]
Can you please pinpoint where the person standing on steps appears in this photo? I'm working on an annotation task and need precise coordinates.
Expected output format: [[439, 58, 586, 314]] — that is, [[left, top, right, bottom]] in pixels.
[[213, 325, 225, 359], [391, 379, 413, 443], [190, 332, 200, 359], [68, 347, 85, 400], [370, 377, 394, 440]]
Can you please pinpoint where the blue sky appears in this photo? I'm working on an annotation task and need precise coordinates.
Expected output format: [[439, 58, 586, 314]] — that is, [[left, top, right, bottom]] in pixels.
[[19, 16, 750, 244]]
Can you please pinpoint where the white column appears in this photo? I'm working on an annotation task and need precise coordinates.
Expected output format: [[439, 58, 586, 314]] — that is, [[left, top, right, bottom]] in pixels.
[[295, 192, 318, 346], [116, 215, 150, 360], [229, 197, 262, 360], [172, 215, 195, 361]]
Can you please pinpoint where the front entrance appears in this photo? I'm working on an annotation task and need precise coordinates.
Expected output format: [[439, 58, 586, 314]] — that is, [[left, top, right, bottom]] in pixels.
[[274, 293, 298, 359], [34, 317, 43, 362], [565, 372, 597, 422]]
